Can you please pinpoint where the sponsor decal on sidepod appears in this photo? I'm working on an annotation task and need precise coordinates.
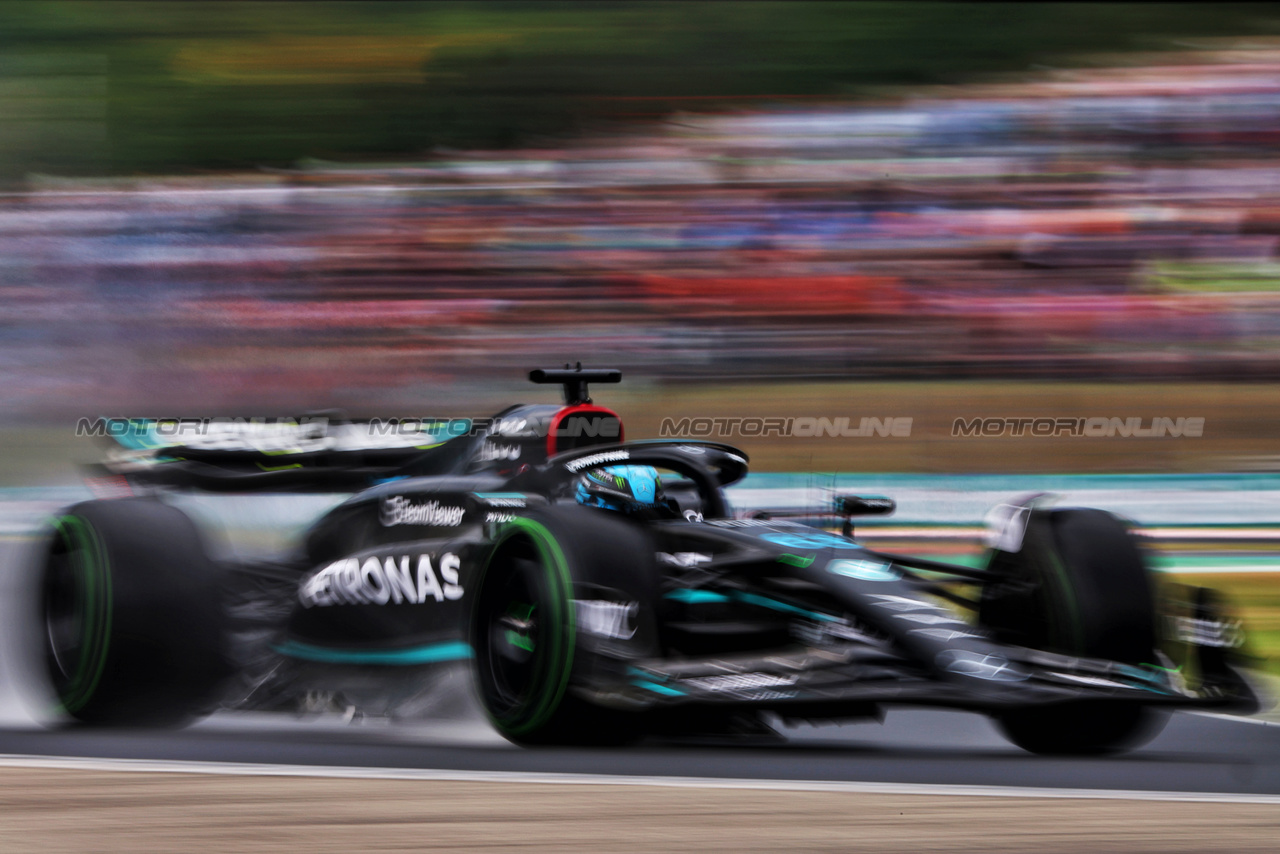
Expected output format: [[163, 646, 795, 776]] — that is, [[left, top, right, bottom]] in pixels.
[[380, 496, 465, 527], [299, 553, 463, 607]]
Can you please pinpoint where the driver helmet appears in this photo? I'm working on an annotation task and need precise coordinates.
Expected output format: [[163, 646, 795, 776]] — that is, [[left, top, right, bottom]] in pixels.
[[575, 464, 671, 516]]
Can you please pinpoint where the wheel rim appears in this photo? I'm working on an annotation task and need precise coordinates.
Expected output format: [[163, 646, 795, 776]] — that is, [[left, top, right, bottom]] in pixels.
[[486, 557, 543, 708], [474, 520, 575, 736], [44, 543, 83, 683], [42, 516, 112, 714]]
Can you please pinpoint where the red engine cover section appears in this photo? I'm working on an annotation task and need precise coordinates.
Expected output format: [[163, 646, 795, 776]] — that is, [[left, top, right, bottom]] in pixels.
[[546, 404, 624, 457]]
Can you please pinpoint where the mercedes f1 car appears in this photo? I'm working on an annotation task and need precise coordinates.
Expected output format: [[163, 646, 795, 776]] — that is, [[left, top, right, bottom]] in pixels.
[[35, 367, 1258, 754]]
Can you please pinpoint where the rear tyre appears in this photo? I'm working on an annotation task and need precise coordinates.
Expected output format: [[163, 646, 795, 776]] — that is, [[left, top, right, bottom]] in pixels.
[[40, 499, 228, 726], [471, 507, 652, 746], [979, 508, 1168, 755]]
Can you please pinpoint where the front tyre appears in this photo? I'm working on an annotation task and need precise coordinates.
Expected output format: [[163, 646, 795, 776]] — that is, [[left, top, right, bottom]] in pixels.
[[471, 507, 652, 746], [40, 499, 228, 726], [980, 507, 1168, 755]]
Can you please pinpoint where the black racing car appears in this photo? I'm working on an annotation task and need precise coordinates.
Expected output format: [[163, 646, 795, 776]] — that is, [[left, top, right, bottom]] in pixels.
[[35, 367, 1258, 754]]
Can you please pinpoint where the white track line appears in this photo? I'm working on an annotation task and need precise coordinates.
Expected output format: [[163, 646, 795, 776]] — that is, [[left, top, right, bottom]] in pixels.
[[1156, 565, 1280, 574], [0, 754, 1278, 804], [1190, 711, 1280, 726]]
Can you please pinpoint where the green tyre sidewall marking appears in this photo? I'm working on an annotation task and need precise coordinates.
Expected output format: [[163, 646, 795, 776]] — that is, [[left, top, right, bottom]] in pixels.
[[50, 515, 113, 715], [482, 517, 576, 738]]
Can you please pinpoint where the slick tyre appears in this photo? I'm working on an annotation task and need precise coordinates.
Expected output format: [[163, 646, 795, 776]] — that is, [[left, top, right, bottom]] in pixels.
[[979, 508, 1168, 755], [471, 506, 652, 747], [40, 499, 228, 726]]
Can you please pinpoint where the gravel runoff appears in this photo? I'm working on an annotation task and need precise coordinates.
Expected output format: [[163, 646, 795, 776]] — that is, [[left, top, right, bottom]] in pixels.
[[0, 767, 1278, 853]]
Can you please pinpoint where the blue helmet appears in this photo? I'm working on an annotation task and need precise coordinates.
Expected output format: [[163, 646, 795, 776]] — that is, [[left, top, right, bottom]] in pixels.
[[575, 464, 665, 515]]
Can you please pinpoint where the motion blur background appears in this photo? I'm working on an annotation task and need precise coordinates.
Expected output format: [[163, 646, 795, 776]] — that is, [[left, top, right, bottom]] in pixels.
[[4, 1, 1280, 476]]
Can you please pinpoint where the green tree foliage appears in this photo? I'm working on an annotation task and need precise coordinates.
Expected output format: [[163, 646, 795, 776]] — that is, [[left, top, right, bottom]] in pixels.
[[0, 1, 1276, 178]]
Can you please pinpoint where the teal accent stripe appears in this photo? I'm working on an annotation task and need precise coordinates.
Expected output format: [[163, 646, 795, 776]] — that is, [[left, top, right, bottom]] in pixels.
[[106, 419, 163, 451], [633, 679, 686, 697], [274, 639, 472, 665], [664, 588, 838, 622], [734, 591, 839, 622], [664, 589, 731, 604]]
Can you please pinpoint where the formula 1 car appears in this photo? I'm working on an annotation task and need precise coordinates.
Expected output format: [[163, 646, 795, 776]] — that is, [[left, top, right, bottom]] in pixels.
[[35, 367, 1258, 754]]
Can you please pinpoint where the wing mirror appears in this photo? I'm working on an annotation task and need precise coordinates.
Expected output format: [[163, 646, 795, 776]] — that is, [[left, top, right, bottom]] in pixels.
[[834, 495, 896, 537]]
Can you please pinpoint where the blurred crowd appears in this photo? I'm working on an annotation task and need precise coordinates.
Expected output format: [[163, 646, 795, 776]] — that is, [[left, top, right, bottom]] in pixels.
[[6, 43, 1280, 416]]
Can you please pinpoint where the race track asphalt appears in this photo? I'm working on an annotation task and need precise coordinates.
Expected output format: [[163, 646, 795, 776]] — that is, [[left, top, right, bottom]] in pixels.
[[0, 707, 1279, 798]]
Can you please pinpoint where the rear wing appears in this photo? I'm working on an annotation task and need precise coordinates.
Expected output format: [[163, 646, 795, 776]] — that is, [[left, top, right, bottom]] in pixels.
[[82, 365, 633, 494], [87, 417, 476, 492]]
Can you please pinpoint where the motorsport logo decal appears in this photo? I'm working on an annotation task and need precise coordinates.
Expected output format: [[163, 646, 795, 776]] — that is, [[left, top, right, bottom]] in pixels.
[[826, 558, 902, 582], [683, 672, 798, 701], [574, 600, 640, 640], [762, 531, 861, 551], [477, 442, 521, 463], [935, 650, 1028, 682], [299, 553, 463, 608], [564, 450, 630, 472], [475, 494, 527, 508], [477, 493, 526, 525], [658, 552, 713, 568], [379, 496, 465, 527]]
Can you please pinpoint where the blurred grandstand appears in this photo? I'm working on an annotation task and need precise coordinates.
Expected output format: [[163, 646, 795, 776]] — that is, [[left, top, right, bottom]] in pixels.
[[6, 41, 1280, 416]]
